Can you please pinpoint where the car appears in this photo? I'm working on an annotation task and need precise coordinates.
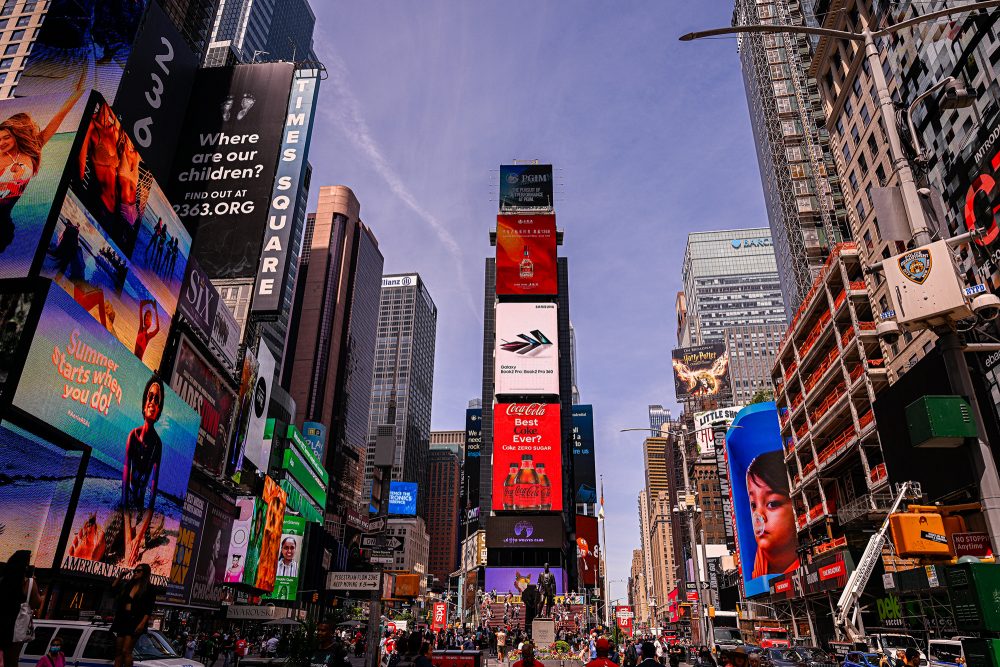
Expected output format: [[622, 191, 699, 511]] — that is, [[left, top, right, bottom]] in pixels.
[[926, 640, 964, 667], [760, 648, 807, 667], [794, 646, 838, 667], [19, 620, 204, 667], [868, 634, 927, 666], [844, 652, 882, 667]]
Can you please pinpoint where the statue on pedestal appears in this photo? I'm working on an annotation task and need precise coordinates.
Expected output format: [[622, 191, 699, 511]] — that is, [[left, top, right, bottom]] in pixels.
[[537, 562, 556, 617]]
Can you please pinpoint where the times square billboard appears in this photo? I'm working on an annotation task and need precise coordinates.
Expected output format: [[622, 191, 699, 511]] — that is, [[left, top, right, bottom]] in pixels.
[[671, 344, 730, 398], [495, 302, 559, 395], [492, 402, 562, 512], [2, 282, 199, 585], [495, 214, 557, 296]]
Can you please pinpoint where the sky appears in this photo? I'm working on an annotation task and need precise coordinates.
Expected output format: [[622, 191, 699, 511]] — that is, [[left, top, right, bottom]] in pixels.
[[307, 2, 769, 604]]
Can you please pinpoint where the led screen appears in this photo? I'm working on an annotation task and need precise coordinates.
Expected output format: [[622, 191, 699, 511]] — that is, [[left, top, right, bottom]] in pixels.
[[389, 481, 418, 516], [263, 514, 306, 601], [499, 164, 553, 210], [161, 490, 206, 605], [727, 402, 800, 597], [495, 302, 559, 395], [495, 213, 557, 296], [576, 514, 600, 587], [571, 405, 596, 504], [492, 403, 562, 512], [12, 284, 199, 585], [484, 566, 565, 598], [189, 482, 235, 607], [672, 344, 730, 399]]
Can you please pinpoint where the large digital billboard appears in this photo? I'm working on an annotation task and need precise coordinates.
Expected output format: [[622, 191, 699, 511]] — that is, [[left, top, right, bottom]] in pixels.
[[492, 402, 562, 512], [241, 341, 275, 473], [223, 496, 255, 586], [727, 403, 799, 597], [693, 406, 744, 457], [672, 344, 730, 399], [162, 490, 206, 605], [499, 164, 553, 210], [486, 516, 563, 549], [389, 481, 419, 516], [495, 214, 557, 296], [169, 334, 236, 477], [243, 476, 288, 593], [0, 93, 87, 280], [18, 0, 150, 103], [252, 69, 319, 314], [0, 421, 84, 568], [571, 405, 597, 504], [13, 285, 199, 585], [177, 257, 240, 372], [263, 514, 306, 601], [464, 408, 482, 514], [168, 63, 295, 279], [495, 302, 559, 395], [188, 480, 234, 608], [484, 566, 564, 598], [576, 515, 600, 587]]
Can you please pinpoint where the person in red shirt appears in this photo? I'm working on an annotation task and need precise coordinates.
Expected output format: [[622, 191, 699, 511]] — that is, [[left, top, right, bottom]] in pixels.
[[587, 638, 618, 667], [512, 642, 538, 667]]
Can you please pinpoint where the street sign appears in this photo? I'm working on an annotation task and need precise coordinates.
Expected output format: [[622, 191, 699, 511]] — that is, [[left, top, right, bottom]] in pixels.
[[367, 516, 387, 533], [685, 582, 697, 590], [686, 591, 699, 601], [326, 572, 380, 591], [370, 556, 395, 565], [384, 535, 405, 551], [361, 534, 384, 549], [367, 548, 395, 564]]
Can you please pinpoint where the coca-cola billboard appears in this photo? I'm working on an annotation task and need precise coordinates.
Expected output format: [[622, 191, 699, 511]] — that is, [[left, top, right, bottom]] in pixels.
[[492, 403, 562, 512]]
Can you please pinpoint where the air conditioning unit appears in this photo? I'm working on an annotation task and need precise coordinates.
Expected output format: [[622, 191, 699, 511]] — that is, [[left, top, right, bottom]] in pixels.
[[883, 240, 972, 326]]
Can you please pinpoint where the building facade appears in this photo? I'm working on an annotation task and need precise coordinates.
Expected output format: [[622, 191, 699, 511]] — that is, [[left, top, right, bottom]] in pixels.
[[733, 0, 851, 317], [629, 548, 650, 630], [386, 516, 431, 576], [0, 0, 48, 100], [364, 274, 438, 517], [288, 185, 384, 513], [724, 323, 787, 404], [681, 229, 787, 345], [426, 449, 461, 589], [430, 429, 465, 458], [649, 405, 672, 436], [204, 0, 315, 66]]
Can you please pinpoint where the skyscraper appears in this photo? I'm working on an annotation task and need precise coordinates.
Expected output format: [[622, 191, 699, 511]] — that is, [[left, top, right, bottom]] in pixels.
[[648, 405, 672, 436], [724, 323, 785, 404], [364, 273, 438, 517], [0, 1, 48, 100], [681, 229, 787, 345], [733, 0, 851, 317], [288, 186, 384, 513], [204, 0, 316, 66], [426, 449, 461, 588]]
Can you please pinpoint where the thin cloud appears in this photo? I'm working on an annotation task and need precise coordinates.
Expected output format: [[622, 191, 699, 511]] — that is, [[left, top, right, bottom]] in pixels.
[[316, 46, 477, 315]]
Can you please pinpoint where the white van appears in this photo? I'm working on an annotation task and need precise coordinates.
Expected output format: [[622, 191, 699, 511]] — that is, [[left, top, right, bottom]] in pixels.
[[19, 620, 203, 667], [868, 634, 927, 666], [927, 639, 965, 667]]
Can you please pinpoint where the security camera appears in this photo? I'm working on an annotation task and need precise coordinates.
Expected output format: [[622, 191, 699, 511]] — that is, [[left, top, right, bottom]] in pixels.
[[972, 293, 1000, 321], [876, 320, 901, 346]]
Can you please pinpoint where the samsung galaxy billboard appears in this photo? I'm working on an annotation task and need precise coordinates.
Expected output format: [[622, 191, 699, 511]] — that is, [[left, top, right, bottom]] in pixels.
[[495, 302, 559, 395]]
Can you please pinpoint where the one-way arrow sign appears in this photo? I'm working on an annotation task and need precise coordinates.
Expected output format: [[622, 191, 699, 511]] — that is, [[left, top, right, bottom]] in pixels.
[[361, 534, 384, 549], [385, 536, 405, 551]]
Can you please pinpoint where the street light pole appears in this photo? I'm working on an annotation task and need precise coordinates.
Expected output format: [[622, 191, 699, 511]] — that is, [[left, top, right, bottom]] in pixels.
[[679, 0, 1000, 557]]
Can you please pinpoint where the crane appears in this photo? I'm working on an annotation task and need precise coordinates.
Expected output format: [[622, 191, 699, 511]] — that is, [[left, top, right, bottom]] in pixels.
[[834, 481, 921, 644]]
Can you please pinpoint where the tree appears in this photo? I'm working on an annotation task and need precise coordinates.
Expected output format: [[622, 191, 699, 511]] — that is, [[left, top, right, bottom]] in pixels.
[[750, 387, 774, 404]]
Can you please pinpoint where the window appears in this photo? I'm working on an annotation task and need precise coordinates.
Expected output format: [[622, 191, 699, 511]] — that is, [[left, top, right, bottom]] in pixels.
[[3, 44, 18, 55], [851, 126, 861, 146], [53, 628, 85, 657], [860, 104, 871, 127], [843, 143, 852, 162], [83, 630, 117, 660], [24, 627, 56, 656]]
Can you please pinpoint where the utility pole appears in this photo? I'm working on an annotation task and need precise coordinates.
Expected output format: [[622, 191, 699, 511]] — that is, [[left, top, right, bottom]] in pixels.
[[365, 335, 402, 667]]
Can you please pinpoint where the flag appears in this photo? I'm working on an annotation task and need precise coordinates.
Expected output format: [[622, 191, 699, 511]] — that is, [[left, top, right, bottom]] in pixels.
[[598, 476, 605, 519]]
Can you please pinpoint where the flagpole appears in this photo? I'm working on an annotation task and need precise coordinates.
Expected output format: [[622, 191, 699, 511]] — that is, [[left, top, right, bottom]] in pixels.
[[599, 475, 610, 629]]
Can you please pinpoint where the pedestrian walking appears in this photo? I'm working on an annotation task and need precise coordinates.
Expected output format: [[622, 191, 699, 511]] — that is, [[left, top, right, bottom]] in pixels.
[[1, 550, 42, 667], [638, 643, 661, 667], [586, 638, 619, 667], [512, 642, 538, 667], [496, 628, 508, 662], [110, 564, 156, 667]]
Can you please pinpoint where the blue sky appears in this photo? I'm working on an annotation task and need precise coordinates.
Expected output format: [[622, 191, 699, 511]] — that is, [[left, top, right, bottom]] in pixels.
[[308, 2, 769, 603]]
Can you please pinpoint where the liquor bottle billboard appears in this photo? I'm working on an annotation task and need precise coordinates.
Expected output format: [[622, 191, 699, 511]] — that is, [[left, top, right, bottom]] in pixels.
[[492, 403, 562, 512], [0, 421, 85, 568], [263, 514, 306, 601], [726, 403, 799, 597], [672, 344, 730, 398], [0, 93, 87, 280], [169, 334, 237, 477], [12, 284, 199, 585], [168, 63, 295, 279], [495, 214, 557, 296], [499, 164, 554, 210], [495, 302, 559, 395], [572, 405, 597, 504]]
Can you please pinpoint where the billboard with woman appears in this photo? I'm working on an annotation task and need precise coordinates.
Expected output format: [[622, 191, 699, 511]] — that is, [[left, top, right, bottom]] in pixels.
[[727, 402, 799, 597]]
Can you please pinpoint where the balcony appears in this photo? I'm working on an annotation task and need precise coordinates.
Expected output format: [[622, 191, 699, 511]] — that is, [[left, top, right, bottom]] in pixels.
[[848, 280, 867, 293], [818, 425, 856, 466], [840, 327, 855, 348], [802, 459, 817, 480], [849, 363, 865, 383], [813, 535, 848, 556], [858, 321, 877, 334], [795, 421, 810, 441], [858, 409, 874, 432], [833, 290, 846, 310], [869, 463, 888, 487], [804, 348, 839, 395], [799, 311, 832, 358], [809, 381, 845, 425], [784, 360, 798, 381], [808, 499, 835, 523]]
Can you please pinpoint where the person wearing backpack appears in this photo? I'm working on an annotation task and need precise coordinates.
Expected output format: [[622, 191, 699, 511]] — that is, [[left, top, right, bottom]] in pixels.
[[1, 551, 43, 667]]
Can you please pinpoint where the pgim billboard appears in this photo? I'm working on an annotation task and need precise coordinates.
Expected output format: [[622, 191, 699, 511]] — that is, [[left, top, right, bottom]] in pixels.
[[499, 164, 554, 211], [494, 302, 558, 396], [495, 214, 557, 296], [492, 402, 562, 512]]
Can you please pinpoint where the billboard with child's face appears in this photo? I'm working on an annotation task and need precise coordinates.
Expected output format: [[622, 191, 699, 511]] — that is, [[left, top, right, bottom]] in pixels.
[[727, 403, 799, 597]]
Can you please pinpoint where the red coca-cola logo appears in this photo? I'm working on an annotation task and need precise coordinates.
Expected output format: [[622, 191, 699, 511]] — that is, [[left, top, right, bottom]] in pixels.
[[513, 484, 541, 508], [506, 403, 547, 416]]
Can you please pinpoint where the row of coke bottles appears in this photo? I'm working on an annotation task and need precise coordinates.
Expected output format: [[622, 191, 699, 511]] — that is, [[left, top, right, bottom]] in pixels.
[[500, 454, 553, 510]]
